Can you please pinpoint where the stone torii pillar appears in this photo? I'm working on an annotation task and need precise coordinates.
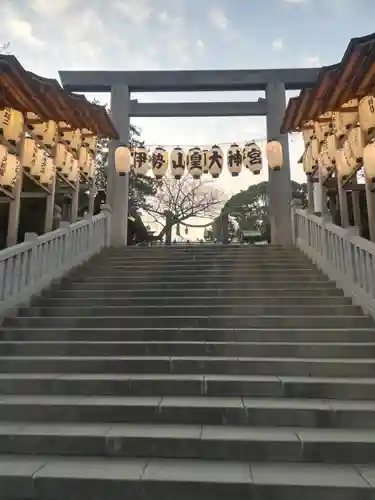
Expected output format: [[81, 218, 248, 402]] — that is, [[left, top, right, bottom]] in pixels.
[[266, 81, 293, 246], [107, 85, 131, 247]]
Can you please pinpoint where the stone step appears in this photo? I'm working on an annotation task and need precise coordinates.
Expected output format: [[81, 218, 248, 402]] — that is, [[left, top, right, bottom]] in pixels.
[[0, 341, 373, 359], [19, 304, 363, 318], [0, 395, 374, 428], [0, 355, 374, 377], [0, 454, 372, 500], [78, 267, 323, 276], [47, 287, 344, 298], [35, 296, 352, 307], [4, 315, 372, 329], [63, 281, 337, 290], [1, 422, 375, 464], [0, 374, 375, 400], [2, 327, 374, 343], [93, 263, 317, 271]]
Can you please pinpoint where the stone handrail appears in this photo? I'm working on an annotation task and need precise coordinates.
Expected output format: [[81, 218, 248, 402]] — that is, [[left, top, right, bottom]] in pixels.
[[293, 207, 375, 318], [0, 209, 111, 319]]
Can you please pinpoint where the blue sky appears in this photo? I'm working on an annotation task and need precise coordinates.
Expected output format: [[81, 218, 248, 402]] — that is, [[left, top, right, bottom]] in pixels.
[[0, 0, 374, 200]]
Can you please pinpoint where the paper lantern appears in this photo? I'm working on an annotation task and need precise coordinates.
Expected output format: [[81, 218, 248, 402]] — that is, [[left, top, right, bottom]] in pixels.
[[30, 120, 58, 149], [78, 147, 88, 172], [60, 127, 81, 152], [314, 112, 333, 143], [320, 139, 333, 171], [202, 149, 209, 174], [326, 134, 337, 164], [359, 96, 375, 133], [187, 147, 203, 179], [243, 142, 263, 175], [0, 152, 20, 188], [55, 143, 69, 173], [266, 141, 283, 170], [115, 146, 131, 176], [40, 156, 55, 185], [152, 146, 168, 178], [207, 145, 224, 178], [342, 140, 357, 170], [318, 152, 329, 179], [82, 134, 97, 154], [348, 126, 365, 163], [170, 146, 185, 179], [68, 158, 79, 183], [364, 142, 375, 181], [335, 145, 355, 179], [227, 143, 242, 177], [310, 138, 320, 164], [302, 122, 314, 147], [0, 108, 24, 145], [31, 148, 48, 180], [62, 151, 73, 177], [333, 99, 358, 138], [20, 137, 38, 172], [133, 146, 149, 175], [303, 144, 314, 175], [88, 155, 96, 180]]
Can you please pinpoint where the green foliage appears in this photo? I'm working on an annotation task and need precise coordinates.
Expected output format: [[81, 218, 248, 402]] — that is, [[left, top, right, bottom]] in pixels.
[[224, 180, 307, 241]]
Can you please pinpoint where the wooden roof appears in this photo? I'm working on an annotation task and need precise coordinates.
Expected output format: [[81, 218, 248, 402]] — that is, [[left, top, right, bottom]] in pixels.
[[282, 32, 375, 133], [0, 55, 118, 139]]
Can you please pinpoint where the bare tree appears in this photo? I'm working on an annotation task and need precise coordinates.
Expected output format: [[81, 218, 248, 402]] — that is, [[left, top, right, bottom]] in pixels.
[[146, 174, 225, 241]]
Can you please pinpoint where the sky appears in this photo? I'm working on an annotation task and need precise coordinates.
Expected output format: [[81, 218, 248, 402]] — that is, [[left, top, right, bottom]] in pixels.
[[1, 0, 374, 238]]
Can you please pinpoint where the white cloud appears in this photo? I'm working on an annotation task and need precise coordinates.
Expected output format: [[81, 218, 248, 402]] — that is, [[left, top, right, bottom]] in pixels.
[[283, 0, 307, 3], [29, 0, 70, 15], [272, 38, 284, 51], [158, 11, 182, 26], [304, 55, 322, 67], [115, 0, 152, 24], [196, 39, 205, 50], [208, 6, 229, 30], [5, 18, 44, 47]]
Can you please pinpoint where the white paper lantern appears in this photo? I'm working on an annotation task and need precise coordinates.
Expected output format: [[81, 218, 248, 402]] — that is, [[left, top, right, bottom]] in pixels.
[[302, 122, 314, 147], [187, 147, 203, 179], [61, 127, 82, 153], [0, 108, 24, 145], [333, 99, 358, 138], [40, 156, 55, 185], [326, 134, 337, 164], [31, 120, 58, 149], [202, 149, 209, 174], [266, 141, 283, 170], [227, 143, 242, 177], [170, 147, 185, 179], [335, 146, 355, 179], [78, 147, 88, 172], [0, 152, 20, 188], [207, 145, 224, 178], [348, 126, 365, 163], [133, 146, 149, 175], [363, 142, 375, 181], [29, 148, 47, 180], [62, 151, 73, 177], [68, 158, 79, 183], [303, 144, 314, 175], [342, 140, 357, 171], [310, 138, 320, 164], [20, 137, 38, 172], [359, 96, 375, 133], [314, 112, 333, 143], [115, 146, 131, 176], [243, 142, 263, 175], [152, 146, 168, 178], [318, 152, 329, 179], [82, 134, 97, 154], [320, 139, 334, 171]]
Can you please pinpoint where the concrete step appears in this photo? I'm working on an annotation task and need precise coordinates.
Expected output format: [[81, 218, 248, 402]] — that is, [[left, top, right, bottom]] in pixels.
[[0, 355, 374, 377], [46, 287, 345, 298], [0, 341, 373, 359], [92, 262, 317, 270], [0, 395, 374, 428], [2, 327, 374, 343], [1, 374, 375, 400], [19, 305, 363, 318], [3, 315, 372, 329], [77, 268, 324, 277], [0, 454, 371, 500], [35, 296, 352, 307], [1, 422, 375, 464], [63, 281, 337, 290]]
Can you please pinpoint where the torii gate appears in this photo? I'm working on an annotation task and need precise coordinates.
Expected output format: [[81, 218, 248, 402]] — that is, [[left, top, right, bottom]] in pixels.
[[59, 67, 319, 246]]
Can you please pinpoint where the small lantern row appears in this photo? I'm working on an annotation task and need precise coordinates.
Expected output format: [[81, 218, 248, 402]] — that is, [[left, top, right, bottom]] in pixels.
[[301, 94, 375, 181], [115, 141, 284, 179]]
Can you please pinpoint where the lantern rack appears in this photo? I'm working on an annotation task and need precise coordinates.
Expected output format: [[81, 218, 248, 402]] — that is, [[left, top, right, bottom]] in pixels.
[[56, 170, 77, 191], [22, 169, 51, 195], [0, 185, 14, 201]]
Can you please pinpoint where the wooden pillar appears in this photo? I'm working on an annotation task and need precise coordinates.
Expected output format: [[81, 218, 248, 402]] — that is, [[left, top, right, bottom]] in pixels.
[[337, 174, 349, 228], [365, 178, 375, 241], [44, 172, 57, 233]]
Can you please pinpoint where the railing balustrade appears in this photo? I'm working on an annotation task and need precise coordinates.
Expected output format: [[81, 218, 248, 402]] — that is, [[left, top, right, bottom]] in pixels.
[[0, 208, 111, 319], [293, 207, 375, 319]]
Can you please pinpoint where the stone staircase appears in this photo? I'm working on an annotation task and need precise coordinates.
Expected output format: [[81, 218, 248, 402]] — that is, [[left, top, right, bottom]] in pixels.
[[0, 244, 375, 499]]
